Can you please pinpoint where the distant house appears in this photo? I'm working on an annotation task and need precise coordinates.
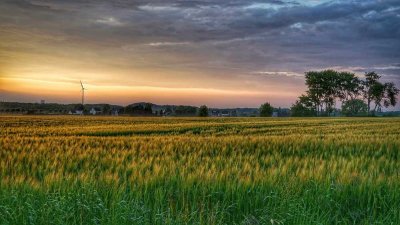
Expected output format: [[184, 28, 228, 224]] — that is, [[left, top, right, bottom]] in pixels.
[[272, 112, 278, 117], [90, 107, 102, 115]]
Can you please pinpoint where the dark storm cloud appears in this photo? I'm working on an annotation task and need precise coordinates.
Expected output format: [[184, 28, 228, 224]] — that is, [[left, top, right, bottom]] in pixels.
[[3, 0, 399, 43], [1, 0, 399, 95]]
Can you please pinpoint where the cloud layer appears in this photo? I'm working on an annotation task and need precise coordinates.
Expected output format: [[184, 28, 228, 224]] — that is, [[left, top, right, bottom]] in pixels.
[[0, 0, 399, 108]]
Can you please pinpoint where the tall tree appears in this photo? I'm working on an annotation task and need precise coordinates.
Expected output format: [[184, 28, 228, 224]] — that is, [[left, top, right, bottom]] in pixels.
[[336, 72, 362, 114], [383, 82, 400, 108], [361, 72, 399, 115], [362, 72, 381, 115], [305, 71, 324, 115], [337, 72, 362, 102], [305, 70, 339, 116], [321, 70, 339, 116], [371, 82, 386, 113]]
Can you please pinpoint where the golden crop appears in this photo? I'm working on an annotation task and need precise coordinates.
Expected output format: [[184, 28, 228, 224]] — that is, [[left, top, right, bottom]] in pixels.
[[0, 116, 399, 224]]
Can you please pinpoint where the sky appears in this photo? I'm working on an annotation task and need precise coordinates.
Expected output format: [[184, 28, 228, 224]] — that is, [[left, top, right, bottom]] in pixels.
[[0, 0, 399, 109]]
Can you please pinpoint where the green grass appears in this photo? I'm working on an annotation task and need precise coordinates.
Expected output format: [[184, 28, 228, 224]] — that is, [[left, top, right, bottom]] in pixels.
[[0, 116, 399, 224]]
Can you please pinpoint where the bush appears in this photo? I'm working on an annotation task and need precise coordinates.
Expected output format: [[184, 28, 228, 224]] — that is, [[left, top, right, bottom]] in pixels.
[[198, 105, 209, 117], [259, 102, 274, 117], [342, 99, 367, 116]]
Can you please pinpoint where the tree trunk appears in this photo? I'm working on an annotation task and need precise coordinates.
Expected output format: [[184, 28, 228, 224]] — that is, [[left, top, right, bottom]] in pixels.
[[373, 104, 378, 116]]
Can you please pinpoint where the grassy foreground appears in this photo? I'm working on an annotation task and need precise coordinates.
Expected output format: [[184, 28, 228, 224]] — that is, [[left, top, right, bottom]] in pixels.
[[0, 116, 399, 224]]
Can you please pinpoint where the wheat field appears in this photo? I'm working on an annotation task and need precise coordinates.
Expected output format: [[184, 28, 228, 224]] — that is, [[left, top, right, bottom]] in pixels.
[[0, 116, 399, 224]]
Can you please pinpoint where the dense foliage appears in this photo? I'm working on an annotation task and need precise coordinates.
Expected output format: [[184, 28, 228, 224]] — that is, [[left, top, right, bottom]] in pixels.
[[1, 116, 399, 224], [174, 105, 198, 116], [341, 99, 368, 116], [124, 103, 153, 115], [259, 102, 274, 117], [198, 105, 209, 117]]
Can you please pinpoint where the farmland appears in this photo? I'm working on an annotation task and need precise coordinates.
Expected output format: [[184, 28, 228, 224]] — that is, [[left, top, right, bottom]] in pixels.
[[0, 116, 399, 224]]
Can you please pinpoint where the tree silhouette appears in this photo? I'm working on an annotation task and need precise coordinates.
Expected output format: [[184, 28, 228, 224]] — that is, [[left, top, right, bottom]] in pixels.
[[259, 102, 274, 117], [198, 105, 209, 117], [383, 82, 400, 108], [291, 95, 316, 117]]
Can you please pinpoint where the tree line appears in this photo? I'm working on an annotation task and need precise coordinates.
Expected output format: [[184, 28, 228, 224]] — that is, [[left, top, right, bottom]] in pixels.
[[290, 70, 399, 117]]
